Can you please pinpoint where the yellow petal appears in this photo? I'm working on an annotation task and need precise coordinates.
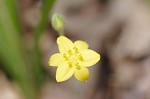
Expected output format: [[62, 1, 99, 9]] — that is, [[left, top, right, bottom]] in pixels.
[[74, 40, 88, 50], [74, 66, 89, 81], [56, 62, 75, 82], [49, 53, 62, 66], [80, 50, 100, 67], [57, 36, 74, 53]]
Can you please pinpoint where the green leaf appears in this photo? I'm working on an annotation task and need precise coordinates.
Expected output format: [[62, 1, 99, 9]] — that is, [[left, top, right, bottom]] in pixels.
[[0, 0, 37, 99]]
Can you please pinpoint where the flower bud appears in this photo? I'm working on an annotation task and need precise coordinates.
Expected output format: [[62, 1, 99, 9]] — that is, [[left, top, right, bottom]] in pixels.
[[51, 13, 64, 35]]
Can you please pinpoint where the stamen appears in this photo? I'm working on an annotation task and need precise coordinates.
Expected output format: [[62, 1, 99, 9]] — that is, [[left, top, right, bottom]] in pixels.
[[68, 49, 72, 55], [68, 62, 72, 67], [76, 63, 80, 69], [78, 54, 84, 61], [73, 46, 79, 53], [63, 47, 83, 68], [63, 53, 68, 60]]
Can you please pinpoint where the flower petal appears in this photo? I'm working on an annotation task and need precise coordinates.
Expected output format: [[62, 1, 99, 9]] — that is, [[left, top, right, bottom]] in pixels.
[[74, 66, 89, 81], [57, 36, 74, 53], [74, 40, 88, 50], [56, 62, 75, 82], [80, 50, 100, 67], [49, 53, 62, 66]]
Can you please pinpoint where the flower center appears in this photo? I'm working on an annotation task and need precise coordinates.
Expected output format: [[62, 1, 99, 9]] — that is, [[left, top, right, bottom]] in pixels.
[[63, 46, 83, 68]]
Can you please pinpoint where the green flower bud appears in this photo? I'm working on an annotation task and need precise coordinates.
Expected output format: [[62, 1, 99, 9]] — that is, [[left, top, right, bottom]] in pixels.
[[51, 13, 64, 35]]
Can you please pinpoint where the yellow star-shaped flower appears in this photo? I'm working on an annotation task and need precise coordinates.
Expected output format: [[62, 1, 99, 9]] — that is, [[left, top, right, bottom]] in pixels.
[[49, 36, 100, 82]]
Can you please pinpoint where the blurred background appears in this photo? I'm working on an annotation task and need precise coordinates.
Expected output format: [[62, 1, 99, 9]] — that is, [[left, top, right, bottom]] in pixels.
[[1, 0, 150, 99]]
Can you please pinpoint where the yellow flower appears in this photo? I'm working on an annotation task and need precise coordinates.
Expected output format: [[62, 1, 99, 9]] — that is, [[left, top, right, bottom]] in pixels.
[[49, 36, 100, 82]]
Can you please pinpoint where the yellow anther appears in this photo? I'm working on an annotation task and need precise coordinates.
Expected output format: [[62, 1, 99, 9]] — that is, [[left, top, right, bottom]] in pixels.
[[76, 64, 80, 70], [68, 62, 72, 67], [63, 53, 68, 60], [73, 47, 78, 53], [68, 49, 72, 55], [78, 54, 84, 61], [63, 53, 66, 57]]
